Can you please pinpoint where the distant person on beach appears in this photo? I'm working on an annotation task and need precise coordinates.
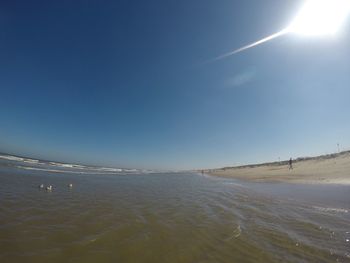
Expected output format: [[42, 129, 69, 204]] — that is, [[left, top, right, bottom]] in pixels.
[[289, 158, 293, 170]]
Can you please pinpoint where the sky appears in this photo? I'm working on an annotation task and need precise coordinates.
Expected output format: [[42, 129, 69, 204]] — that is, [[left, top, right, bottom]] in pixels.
[[0, 0, 350, 170]]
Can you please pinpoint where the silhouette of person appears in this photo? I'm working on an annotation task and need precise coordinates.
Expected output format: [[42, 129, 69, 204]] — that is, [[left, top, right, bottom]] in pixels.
[[289, 157, 293, 170]]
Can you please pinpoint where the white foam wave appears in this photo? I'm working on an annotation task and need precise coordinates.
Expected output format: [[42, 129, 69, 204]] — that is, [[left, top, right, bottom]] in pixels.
[[2, 154, 148, 175], [16, 166, 76, 174], [313, 206, 349, 214], [48, 161, 126, 173], [0, 154, 43, 165], [0, 155, 24, 162], [15, 166, 123, 175], [49, 162, 86, 169], [23, 159, 39, 164], [124, 169, 138, 172], [95, 167, 123, 172]]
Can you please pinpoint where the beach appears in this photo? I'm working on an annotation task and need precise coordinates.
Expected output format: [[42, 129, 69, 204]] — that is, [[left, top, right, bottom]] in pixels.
[[0, 155, 350, 262], [207, 151, 350, 184]]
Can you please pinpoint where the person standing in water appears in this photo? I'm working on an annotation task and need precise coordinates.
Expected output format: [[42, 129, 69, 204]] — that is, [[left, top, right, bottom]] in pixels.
[[289, 157, 293, 170]]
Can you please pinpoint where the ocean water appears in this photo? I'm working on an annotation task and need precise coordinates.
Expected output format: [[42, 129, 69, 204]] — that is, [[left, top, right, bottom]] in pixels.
[[0, 157, 349, 262]]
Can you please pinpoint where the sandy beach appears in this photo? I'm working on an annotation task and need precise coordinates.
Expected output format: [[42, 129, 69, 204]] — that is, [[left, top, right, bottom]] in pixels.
[[207, 151, 350, 184]]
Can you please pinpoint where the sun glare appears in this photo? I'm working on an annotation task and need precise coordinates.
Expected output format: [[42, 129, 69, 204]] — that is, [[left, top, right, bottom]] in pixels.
[[288, 0, 350, 36]]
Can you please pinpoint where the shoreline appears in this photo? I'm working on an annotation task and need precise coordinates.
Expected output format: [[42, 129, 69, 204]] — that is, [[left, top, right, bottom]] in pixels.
[[205, 151, 350, 185]]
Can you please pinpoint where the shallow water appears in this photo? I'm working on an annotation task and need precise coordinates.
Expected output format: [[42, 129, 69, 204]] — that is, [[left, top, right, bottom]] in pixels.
[[0, 164, 349, 262]]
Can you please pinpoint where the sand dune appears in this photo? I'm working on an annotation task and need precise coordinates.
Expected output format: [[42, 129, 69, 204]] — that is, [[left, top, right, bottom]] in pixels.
[[207, 151, 350, 184]]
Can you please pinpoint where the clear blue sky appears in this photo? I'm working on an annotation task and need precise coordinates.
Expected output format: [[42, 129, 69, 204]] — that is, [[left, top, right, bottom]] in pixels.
[[1, 0, 350, 169]]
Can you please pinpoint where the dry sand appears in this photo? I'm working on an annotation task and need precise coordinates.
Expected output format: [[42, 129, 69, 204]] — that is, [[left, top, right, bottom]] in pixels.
[[207, 151, 350, 184]]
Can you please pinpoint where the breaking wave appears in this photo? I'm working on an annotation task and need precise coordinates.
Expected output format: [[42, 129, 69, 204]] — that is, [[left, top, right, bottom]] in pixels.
[[0, 154, 153, 175]]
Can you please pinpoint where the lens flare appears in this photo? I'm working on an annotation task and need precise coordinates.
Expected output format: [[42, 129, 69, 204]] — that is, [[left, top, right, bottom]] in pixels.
[[211, 0, 350, 62], [288, 0, 350, 36]]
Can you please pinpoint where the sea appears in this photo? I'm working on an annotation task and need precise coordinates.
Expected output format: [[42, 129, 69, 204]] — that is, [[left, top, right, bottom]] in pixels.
[[0, 154, 349, 263]]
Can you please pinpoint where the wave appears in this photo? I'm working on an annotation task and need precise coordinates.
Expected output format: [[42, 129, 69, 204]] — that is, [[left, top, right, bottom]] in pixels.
[[49, 162, 87, 169], [0, 154, 42, 165], [1, 154, 150, 175], [15, 165, 134, 175], [0, 154, 25, 162], [313, 206, 349, 214], [222, 182, 245, 187]]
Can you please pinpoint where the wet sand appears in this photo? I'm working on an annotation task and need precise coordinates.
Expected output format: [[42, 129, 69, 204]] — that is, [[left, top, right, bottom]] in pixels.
[[207, 151, 350, 184]]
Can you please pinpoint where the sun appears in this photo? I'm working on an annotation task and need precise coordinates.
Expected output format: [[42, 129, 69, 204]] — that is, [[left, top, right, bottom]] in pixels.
[[287, 0, 350, 36], [211, 0, 350, 60]]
